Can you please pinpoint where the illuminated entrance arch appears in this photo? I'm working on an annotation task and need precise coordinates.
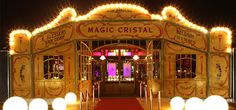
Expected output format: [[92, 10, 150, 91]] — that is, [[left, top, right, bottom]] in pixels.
[[8, 3, 232, 99]]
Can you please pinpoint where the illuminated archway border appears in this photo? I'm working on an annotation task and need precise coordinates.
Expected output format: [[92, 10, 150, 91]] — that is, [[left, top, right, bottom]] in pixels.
[[8, 3, 232, 54]]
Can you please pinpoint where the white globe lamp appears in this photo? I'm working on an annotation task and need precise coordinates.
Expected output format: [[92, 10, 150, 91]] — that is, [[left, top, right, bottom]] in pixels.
[[204, 95, 228, 110], [29, 98, 48, 110], [65, 92, 77, 104], [170, 96, 185, 110], [52, 98, 67, 110], [133, 55, 139, 60], [3, 96, 28, 110], [185, 97, 204, 110]]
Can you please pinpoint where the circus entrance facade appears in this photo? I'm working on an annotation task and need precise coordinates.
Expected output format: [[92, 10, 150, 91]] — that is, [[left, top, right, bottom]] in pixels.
[[9, 4, 232, 99]]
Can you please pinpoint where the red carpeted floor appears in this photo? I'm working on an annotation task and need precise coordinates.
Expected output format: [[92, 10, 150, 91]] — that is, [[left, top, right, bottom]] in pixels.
[[94, 98, 143, 110]]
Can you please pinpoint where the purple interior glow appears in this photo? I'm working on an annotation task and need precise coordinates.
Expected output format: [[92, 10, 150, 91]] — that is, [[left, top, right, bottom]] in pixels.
[[123, 52, 132, 56], [108, 63, 116, 77], [108, 52, 116, 56], [123, 62, 131, 77]]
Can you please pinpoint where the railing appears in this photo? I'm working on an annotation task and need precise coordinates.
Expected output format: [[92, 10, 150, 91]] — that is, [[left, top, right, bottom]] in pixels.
[[92, 81, 101, 108], [139, 81, 147, 104], [150, 88, 153, 110], [139, 81, 161, 110], [148, 88, 161, 110], [79, 90, 90, 110], [78, 81, 100, 110]]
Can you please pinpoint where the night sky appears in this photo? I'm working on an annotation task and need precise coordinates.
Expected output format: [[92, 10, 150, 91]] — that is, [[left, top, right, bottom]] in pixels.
[[1, 0, 235, 50]]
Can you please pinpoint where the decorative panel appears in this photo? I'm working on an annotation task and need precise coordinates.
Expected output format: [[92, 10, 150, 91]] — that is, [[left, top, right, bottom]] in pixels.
[[12, 55, 31, 98], [11, 34, 30, 54], [196, 80, 207, 98], [210, 30, 230, 52], [209, 53, 230, 97], [164, 22, 207, 51], [175, 80, 195, 98], [44, 81, 66, 98], [163, 80, 175, 97], [32, 23, 73, 53], [76, 21, 162, 39], [87, 9, 151, 20]]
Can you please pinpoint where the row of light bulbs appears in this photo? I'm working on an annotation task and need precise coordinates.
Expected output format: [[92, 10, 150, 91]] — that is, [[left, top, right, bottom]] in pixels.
[[3, 92, 77, 110], [170, 95, 229, 110], [211, 27, 232, 53], [8, 3, 232, 54]]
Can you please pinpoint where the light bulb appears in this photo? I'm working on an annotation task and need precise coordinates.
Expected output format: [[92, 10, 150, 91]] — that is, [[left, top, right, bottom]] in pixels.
[[3, 96, 28, 110]]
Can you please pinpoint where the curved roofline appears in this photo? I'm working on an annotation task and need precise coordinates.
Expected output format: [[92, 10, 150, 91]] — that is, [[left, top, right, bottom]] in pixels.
[[8, 3, 232, 54]]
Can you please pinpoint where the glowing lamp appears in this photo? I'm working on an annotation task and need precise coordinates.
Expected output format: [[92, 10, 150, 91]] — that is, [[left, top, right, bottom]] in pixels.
[[170, 96, 185, 110], [204, 95, 228, 110], [3, 96, 28, 110], [133, 55, 139, 60], [100, 55, 106, 60], [185, 97, 204, 110], [52, 98, 67, 110], [226, 48, 232, 53], [9, 50, 15, 55], [65, 92, 77, 104], [29, 98, 48, 110]]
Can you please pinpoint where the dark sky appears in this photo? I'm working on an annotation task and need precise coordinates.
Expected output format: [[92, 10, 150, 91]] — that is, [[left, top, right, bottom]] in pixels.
[[1, 0, 235, 49]]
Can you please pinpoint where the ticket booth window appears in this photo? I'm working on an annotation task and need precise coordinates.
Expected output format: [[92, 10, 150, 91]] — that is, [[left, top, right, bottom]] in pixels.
[[176, 54, 196, 78], [44, 55, 64, 79]]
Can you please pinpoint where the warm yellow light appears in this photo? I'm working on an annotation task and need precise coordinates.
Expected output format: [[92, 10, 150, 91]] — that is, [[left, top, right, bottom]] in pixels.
[[9, 30, 31, 38], [3, 96, 28, 110], [11, 3, 215, 37], [185, 97, 204, 110], [9, 37, 14, 42], [151, 14, 163, 20], [65, 92, 77, 104], [29, 98, 48, 110], [162, 6, 208, 34], [226, 48, 232, 53], [52, 98, 67, 110], [170, 96, 185, 110], [133, 55, 140, 60], [9, 42, 14, 46], [204, 95, 228, 110], [9, 50, 15, 55], [227, 39, 232, 44], [211, 27, 232, 53], [100, 55, 106, 60]]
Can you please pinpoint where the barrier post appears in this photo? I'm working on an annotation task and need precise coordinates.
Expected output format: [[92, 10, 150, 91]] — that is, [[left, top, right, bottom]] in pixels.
[[158, 91, 161, 110], [144, 85, 147, 104], [98, 82, 100, 98], [93, 85, 95, 107], [86, 89, 89, 110], [150, 88, 152, 110], [80, 92, 82, 110], [140, 82, 142, 98]]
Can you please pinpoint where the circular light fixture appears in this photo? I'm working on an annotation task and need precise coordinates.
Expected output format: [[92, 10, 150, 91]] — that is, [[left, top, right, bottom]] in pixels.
[[3, 96, 28, 110], [29, 98, 48, 110], [100, 55, 106, 60], [204, 95, 228, 110], [185, 97, 204, 110], [52, 98, 67, 110], [170, 96, 185, 110], [65, 92, 77, 104], [133, 55, 139, 60]]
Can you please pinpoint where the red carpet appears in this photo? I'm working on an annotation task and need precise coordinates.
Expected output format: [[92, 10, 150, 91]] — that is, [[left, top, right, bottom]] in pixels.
[[94, 98, 143, 110]]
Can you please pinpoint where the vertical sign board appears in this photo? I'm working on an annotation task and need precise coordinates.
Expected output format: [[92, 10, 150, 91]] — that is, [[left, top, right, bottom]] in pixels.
[[0, 50, 9, 102]]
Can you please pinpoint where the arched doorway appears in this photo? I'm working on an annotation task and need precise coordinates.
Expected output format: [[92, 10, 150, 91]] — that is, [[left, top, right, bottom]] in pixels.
[[91, 40, 147, 97]]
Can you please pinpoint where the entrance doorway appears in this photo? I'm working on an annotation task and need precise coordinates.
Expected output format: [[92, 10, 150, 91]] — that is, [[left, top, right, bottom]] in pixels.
[[91, 40, 147, 97]]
